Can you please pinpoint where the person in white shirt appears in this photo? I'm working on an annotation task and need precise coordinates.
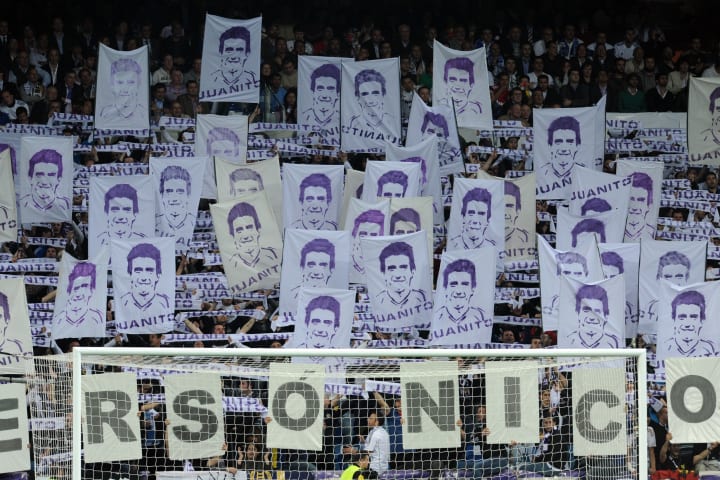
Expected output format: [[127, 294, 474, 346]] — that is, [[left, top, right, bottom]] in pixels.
[[364, 411, 390, 476]]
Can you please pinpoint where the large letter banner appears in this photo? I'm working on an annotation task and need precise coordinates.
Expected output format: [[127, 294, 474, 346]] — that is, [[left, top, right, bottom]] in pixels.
[[196, 113, 249, 199], [298, 56, 346, 146], [111, 237, 176, 333], [556, 207, 624, 251], [666, 357, 720, 442], [0, 278, 33, 375], [538, 235, 604, 331], [52, 250, 109, 340], [688, 77, 720, 160], [598, 243, 640, 339], [572, 366, 627, 456], [569, 165, 631, 218], [150, 156, 206, 251], [341, 58, 401, 151], [165, 374, 224, 460], [657, 280, 720, 361], [616, 160, 663, 243], [405, 93, 463, 175], [267, 362, 325, 450], [89, 175, 155, 260], [0, 384, 30, 473], [485, 361, 539, 444], [361, 231, 433, 331], [282, 164, 344, 231], [362, 160, 422, 202], [558, 275, 625, 349], [0, 149, 17, 243], [95, 44, 150, 131], [447, 177, 505, 252], [290, 287, 355, 352], [343, 198, 390, 285], [431, 248, 495, 347], [432, 41, 493, 130], [82, 372, 142, 462], [638, 239, 706, 336], [210, 193, 283, 292], [199, 14, 262, 103], [18, 135, 73, 224], [401, 361, 460, 449]]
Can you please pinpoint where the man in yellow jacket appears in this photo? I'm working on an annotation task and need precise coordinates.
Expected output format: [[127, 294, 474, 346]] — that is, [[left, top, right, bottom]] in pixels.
[[341, 452, 375, 480]]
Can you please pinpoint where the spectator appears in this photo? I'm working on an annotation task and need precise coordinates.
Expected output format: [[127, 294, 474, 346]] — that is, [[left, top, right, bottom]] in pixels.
[[617, 73, 646, 112]]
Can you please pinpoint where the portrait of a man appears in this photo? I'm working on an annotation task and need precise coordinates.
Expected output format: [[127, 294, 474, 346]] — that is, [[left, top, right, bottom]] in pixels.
[[210, 26, 258, 89], [377, 170, 409, 198], [571, 218, 606, 248], [97, 183, 145, 246], [302, 63, 340, 129], [452, 187, 496, 248], [120, 243, 170, 316], [291, 173, 337, 230], [567, 284, 620, 348], [400, 156, 428, 187], [419, 112, 457, 166], [207, 127, 241, 158], [0, 291, 24, 354], [442, 57, 482, 122], [351, 209, 385, 274], [297, 295, 341, 349], [656, 251, 691, 286], [349, 69, 392, 129], [229, 167, 264, 197], [158, 165, 195, 233], [664, 290, 718, 357], [376, 241, 427, 307], [625, 172, 654, 240], [390, 208, 421, 235], [291, 238, 336, 299], [600, 251, 624, 279], [436, 259, 489, 326], [580, 197, 612, 216], [99, 58, 142, 119], [227, 201, 279, 268], [504, 181, 529, 246], [702, 86, 720, 145], [542, 116, 581, 179], [20, 148, 70, 213], [556, 252, 589, 280], [56, 262, 103, 326]]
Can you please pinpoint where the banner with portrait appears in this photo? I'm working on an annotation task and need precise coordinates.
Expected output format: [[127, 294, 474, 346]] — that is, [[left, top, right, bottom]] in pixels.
[[598, 243, 641, 339], [342, 198, 390, 285], [362, 160, 422, 202], [89, 175, 156, 260], [111, 237, 175, 333], [390, 196, 433, 264], [0, 149, 17, 243], [279, 229, 351, 324], [282, 164, 344, 231], [52, 250, 109, 340], [656, 280, 720, 361], [289, 287, 354, 351], [555, 207, 624, 251], [431, 248, 495, 346], [341, 58, 401, 151], [298, 56, 346, 146], [196, 113, 249, 199], [18, 135, 73, 224], [0, 278, 33, 375], [534, 104, 604, 200], [199, 14, 262, 103], [95, 44, 149, 131], [638, 239, 706, 336], [538, 235, 604, 331], [688, 77, 720, 159], [432, 41, 493, 129], [569, 165, 631, 218], [558, 275, 625, 349], [361, 231, 433, 332], [447, 177, 504, 253], [615, 160, 663, 243], [210, 193, 283, 292], [385, 135, 443, 225], [150, 156, 206, 251], [405, 93, 463, 175]]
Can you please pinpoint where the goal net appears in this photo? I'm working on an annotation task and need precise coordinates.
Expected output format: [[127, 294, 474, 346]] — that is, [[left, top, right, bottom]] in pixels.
[[27, 347, 647, 480]]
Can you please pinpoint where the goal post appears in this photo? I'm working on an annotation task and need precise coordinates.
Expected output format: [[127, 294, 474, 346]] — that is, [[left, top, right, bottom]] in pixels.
[[32, 347, 648, 480]]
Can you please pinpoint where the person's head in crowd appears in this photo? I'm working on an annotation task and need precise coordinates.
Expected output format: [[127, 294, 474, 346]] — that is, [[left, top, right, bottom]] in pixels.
[[417, 85, 431, 105]]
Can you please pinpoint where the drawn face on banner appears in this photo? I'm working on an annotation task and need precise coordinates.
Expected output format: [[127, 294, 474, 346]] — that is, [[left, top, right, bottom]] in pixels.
[[26, 149, 66, 210], [303, 295, 340, 348], [298, 173, 332, 229], [575, 285, 610, 347], [442, 259, 476, 319], [580, 197, 612, 216], [460, 187, 493, 248], [64, 262, 96, 323], [228, 202, 262, 264], [504, 182, 522, 228], [104, 184, 140, 240], [547, 116, 581, 178], [127, 244, 162, 306], [0, 292, 17, 349], [309, 64, 340, 124], [656, 251, 690, 286], [351, 210, 385, 273], [229, 167, 264, 196], [377, 171, 408, 198], [207, 127, 241, 158], [708, 86, 720, 144], [355, 69, 386, 127], [556, 252, 589, 280], [444, 57, 475, 113], [600, 251, 624, 279], [379, 241, 416, 304], [217, 26, 251, 86], [390, 208, 421, 235], [421, 112, 450, 141], [626, 172, 653, 238], [670, 290, 707, 355], [400, 156, 428, 187], [299, 239, 335, 287], [105, 58, 141, 119], [571, 218, 606, 248], [159, 165, 192, 230]]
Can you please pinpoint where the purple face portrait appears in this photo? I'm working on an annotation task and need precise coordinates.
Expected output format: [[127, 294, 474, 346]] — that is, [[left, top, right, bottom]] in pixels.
[[26, 148, 65, 209], [297, 173, 333, 229], [207, 127, 241, 158], [671, 290, 705, 321], [230, 168, 264, 196], [354, 68, 387, 126], [377, 170, 409, 198], [104, 183, 139, 238], [421, 112, 450, 139], [105, 58, 142, 118], [571, 218, 606, 248], [444, 57, 476, 110], [442, 259, 477, 289], [390, 208, 421, 235], [300, 238, 335, 287], [580, 198, 612, 216], [547, 116, 581, 178], [303, 295, 341, 348], [126, 243, 163, 303], [670, 290, 709, 353], [556, 251, 588, 279], [600, 251, 624, 278], [656, 251, 691, 285], [227, 201, 261, 236], [67, 262, 97, 295], [0, 291, 10, 326], [575, 284, 609, 317], [217, 26, 251, 83], [709, 86, 720, 144], [308, 63, 341, 124], [574, 284, 610, 347], [400, 156, 428, 185], [379, 241, 416, 273], [160, 165, 191, 227]]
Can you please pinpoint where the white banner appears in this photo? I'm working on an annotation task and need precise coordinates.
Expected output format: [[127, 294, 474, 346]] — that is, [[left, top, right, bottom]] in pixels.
[[282, 164, 344, 231], [290, 287, 354, 352], [165, 374, 224, 460], [362, 160, 421, 201], [342, 198, 390, 284], [111, 237, 176, 333], [341, 58, 401, 151], [89, 175, 156, 260], [406, 93, 463, 175], [657, 281, 720, 360], [0, 383, 30, 473], [400, 361, 460, 449], [361, 231, 433, 331], [572, 366, 627, 455], [485, 361, 539, 444], [432, 41, 493, 129], [210, 194, 283, 292], [556, 208, 624, 250], [638, 239, 707, 335], [616, 160, 664, 242], [447, 177, 504, 252], [266, 362, 324, 450], [196, 113, 249, 199], [199, 14, 262, 102], [279, 230, 351, 321], [0, 278, 32, 374], [431, 248, 495, 346], [688, 77, 720, 160], [666, 358, 720, 442], [340, 169, 365, 226], [82, 373, 142, 462], [0, 149, 17, 243], [52, 251, 109, 339], [95, 44, 149, 131], [150, 156, 206, 251], [297, 56, 345, 146], [18, 136, 73, 224], [569, 165, 631, 218], [558, 275, 625, 348], [598, 243, 641, 339]]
